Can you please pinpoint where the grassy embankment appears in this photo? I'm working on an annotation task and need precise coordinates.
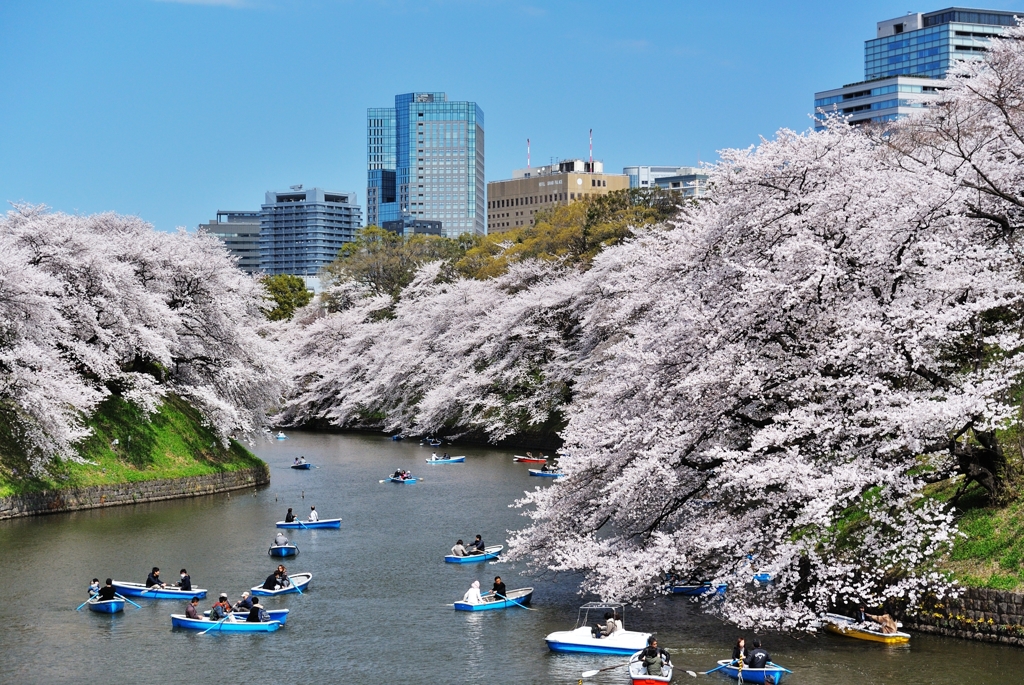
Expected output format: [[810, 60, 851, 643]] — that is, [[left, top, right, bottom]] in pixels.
[[0, 394, 263, 499]]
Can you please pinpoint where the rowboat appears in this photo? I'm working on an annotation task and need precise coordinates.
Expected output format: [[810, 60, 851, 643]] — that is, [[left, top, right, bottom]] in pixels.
[[528, 469, 563, 478], [714, 660, 790, 684], [269, 543, 299, 557], [275, 432, 287, 440], [753, 572, 773, 583], [427, 439, 443, 446], [546, 603, 650, 655], [171, 613, 281, 632], [425, 456, 466, 464], [822, 613, 911, 644], [628, 649, 673, 684], [250, 572, 312, 596], [87, 598, 125, 614], [444, 545, 503, 563], [111, 581, 207, 600], [670, 582, 727, 596], [455, 587, 533, 611], [290, 462, 312, 470], [276, 518, 341, 529], [385, 476, 418, 484], [391, 434, 405, 441], [513, 455, 547, 463], [204, 608, 289, 624]]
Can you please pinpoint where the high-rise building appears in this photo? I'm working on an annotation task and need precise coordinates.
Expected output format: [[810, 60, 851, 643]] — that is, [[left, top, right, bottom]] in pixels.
[[367, 92, 485, 237], [259, 186, 362, 277], [199, 210, 262, 274], [623, 165, 709, 194], [813, 7, 1019, 130], [486, 158, 629, 234]]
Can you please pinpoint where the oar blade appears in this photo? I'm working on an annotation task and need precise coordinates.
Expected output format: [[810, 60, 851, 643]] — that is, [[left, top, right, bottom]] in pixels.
[[581, 670, 601, 678]]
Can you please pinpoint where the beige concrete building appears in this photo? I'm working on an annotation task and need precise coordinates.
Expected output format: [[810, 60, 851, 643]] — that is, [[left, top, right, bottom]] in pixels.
[[487, 159, 629, 234]]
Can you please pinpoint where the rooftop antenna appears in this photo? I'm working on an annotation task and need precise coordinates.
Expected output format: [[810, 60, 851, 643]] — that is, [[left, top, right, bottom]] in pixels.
[[589, 129, 593, 169], [527, 138, 531, 170]]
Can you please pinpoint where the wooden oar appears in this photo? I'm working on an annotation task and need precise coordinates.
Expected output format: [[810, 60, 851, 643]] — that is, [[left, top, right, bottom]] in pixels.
[[76, 593, 99, 611], [114, 593, 142, 609], [200, 615, 230, 634], [581, 661, 630, 678]]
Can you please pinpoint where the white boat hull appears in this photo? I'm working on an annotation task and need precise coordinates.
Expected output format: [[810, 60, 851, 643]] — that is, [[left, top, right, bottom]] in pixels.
[[545, 626, 651, 655]]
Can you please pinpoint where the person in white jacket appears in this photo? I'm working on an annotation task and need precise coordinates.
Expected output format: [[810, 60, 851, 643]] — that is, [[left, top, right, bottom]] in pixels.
[[462, 580, 482, 605], [307, 506, 319, 522]]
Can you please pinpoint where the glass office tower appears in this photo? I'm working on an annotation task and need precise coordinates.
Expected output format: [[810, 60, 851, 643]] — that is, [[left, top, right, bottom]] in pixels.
[[814, 6, 1019, 130], [366, 92, 485, 237]]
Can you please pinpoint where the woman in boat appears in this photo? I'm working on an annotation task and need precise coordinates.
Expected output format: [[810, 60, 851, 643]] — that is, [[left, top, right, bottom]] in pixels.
[[451, 539, 467, 556], [89, 578, 100, 596], [865, 611, 898, 634], [285, 507, 296, 523], [732, 637, 748, 662], [308, 505, 319, 522], [641, 636, 672, 676], [293, 457, 299, 465], [492, 576, 507, 599], [275, 532, 289, 546], [592, 612, 617, 638], [462, 580, 483, 605], [277, 565, 292, 587]]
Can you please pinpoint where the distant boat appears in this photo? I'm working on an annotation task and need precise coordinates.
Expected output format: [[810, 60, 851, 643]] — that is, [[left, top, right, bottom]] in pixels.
[[670, 582, 727, 596], [111, 581, 207, 600], [513, 455, 547, 463], [87, 598, 125, 614], [444, 545, 503, 564], [385, 476, 418, 484], [250, 572, 312, 597], [425, 455, 465, 464], [391, 434, 405, 441], [455, 587, 533, 611], [275, 432, 287, 440], [822, 613, 910, 644], [290, 462, 312, 470], [276, 518, 341, 529], [269, 543, 299, 557], [204, 608, 290, 624], [171, 614, 281, 632], [528, 469, 563, 478], [545, 602, 650, 655], [713, 660, 791, 683]]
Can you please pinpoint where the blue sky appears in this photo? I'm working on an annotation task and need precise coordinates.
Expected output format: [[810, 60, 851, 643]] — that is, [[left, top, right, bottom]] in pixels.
[[2, 0, 1022, 232]]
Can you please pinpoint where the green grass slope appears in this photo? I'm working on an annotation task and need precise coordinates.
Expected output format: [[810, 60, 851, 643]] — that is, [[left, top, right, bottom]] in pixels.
[[0, 394, 264, 498]]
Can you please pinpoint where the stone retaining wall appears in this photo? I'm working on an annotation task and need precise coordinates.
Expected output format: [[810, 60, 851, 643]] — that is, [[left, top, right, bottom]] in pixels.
[[0, 464, 270, 520], [904, 587, 1024, 647]]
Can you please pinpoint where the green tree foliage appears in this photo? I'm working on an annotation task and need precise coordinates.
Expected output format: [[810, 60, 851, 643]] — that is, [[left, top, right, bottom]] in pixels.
[[456, 188, 681, 279], [321, 226, 468, 300], [262, 274, 312, 321]]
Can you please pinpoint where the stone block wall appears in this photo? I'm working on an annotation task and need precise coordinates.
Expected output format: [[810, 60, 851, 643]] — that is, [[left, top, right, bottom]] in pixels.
[[0, 464, 270, 520], [904, 587, 1024, 647]]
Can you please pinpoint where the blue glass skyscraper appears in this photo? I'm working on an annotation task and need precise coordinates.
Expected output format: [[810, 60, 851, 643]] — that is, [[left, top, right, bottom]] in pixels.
[[367, 93, 485, 237]]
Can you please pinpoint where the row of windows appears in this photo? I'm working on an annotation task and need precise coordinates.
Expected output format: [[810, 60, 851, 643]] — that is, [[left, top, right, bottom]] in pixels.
[[489, 193, 566, 209], [924, 11, 1018, 27], [814, 83, 941, 108]]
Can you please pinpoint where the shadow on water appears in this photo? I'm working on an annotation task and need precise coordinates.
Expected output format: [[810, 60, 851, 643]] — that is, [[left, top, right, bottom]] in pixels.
[[2, 430, 1023, 684]]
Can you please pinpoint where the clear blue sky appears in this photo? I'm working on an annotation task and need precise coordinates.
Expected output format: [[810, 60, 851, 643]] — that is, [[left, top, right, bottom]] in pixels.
[[2, 0, 1022, 232]]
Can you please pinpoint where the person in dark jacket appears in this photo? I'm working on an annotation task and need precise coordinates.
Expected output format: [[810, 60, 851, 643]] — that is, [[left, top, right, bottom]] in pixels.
[[174, 569, 192, 591], [185, 596, 201, 620], [640, 636, 672, 676], [96, 579, 117, 602], [234, 591, 253, 612], [263, 571, 281, 591], [492, 576, 507, 599], [747, 640, 770, 669], [284, 508, 296, 523], [247, 600, 269, 622], [732, 637, 748, 661], [145, 567, 165, 588], [470, 535, 485, 553]]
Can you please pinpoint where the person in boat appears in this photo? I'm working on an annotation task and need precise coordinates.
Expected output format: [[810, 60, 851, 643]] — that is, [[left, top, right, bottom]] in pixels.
[[308, 505, 319, 522], [865, 611, 899, 634], [234, 591, 253, 613], [275, 532, 289, 546], [89, 578, 100, 596], [174, 569, 192, 592], [97, 579, 117, 602], [293, 457, 299, 465], [746, 640, 770, 669], [145, 567, 166, 588], [263, 570, 283, 591], [526, 451, 534, 458], [492, 576, 507, 599], [247, 599, 270, 623], [451, 539, 467, 557], [462, 580, 483, 605], [285, 507, 296, 523], [443, 452, 449, 459], [209, 593, 233, 620], [431, 452, 439, 460], [732, 637, 748, 662], [592, 611, 618, 638], [469, 535, 485, 554], [277, 565, 292, 587], [640, 636, 672, 676], [540, 462, 555, 472], [185, 596, 201, 620]]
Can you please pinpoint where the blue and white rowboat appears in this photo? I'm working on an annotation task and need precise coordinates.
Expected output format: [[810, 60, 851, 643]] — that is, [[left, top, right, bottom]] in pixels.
[[171, 614, 281, 632], [425, 456, 466, 464], [670, 582, 727, 596], [444, 545, 503, 563], [455, 587, 533, 611], [714, 660, 790, 684], [87, 598, 125, 614], [250, 572, 312, 596], [275, 518, 341, 529], [528, 469, 563, 478], [204, 608, 289, 624], [385, 476, 418, 484], [290, 462, 312, 470], [269, 543, 299, 557], [111, 581, 207, 600]]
